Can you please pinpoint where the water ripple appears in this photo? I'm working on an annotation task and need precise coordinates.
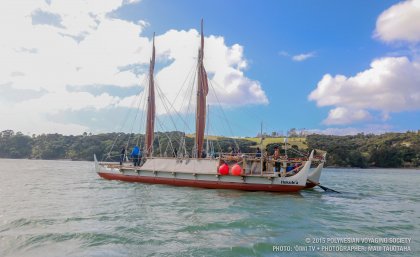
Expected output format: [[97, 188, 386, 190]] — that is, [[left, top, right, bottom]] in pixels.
[[0, 160, 419, 256]]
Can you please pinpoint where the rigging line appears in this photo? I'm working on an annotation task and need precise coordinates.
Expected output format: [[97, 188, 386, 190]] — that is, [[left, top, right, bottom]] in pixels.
[[154, 79, 194, 150], [155, 81, 192, 132], [127, 76, 149, 149], [209, 101, 239, 153], [182, 64, 198, 134], [164, 137, 170, 156], [110, 103, 132, 151], [153, 108, 163, 156], [137, 75, 149, 128], [136, 83, 148, 148], [170, 62, 197, 110], [188, 64, 198, 116], [179, 136, 185, 157], [175, 75, 195, 132], [159, 62, 196, 138], [127, 95, 144, 147], [208, 79, 240, 150], [287, 146, 307, 157], [182, 64, 199, 157], [207, 75, 277, 137], [211, 80, 261, 133], [156, 129, 162, 157], [208, 109, 255, 139], [155, 116, 177, 156], [103, 78, 149, 161], [179, 63, 198, 114], [205, 104, 210, 154], [207, 121, 223, 154], [103, 133, 120, 161], [175, 70, 196, 154], [182, 136, 187, 157], [154, 83, 181, 135], [155, 112, 183, 148]]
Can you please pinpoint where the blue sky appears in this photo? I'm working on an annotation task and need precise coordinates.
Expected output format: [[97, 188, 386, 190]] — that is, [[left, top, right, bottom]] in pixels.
[[1, 0, 419, 136]]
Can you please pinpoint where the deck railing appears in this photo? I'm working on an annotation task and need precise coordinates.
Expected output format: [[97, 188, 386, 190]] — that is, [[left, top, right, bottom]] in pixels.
[[100, 151, 323, 176]]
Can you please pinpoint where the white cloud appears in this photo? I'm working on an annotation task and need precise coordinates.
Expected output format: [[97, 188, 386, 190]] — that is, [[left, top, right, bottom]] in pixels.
[[323, 107, 372, 125], [292, 52, 316, 62], [0, 0, 267, 134], [375, 0, 420, 43], [309, 1, 420, 128], [309, 56, 420, 125], [307, 124, 394, 136], [152, 30, 267, 110], [278, 51, 316, 62]]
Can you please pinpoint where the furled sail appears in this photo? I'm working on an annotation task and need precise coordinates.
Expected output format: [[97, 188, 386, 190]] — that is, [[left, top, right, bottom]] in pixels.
[[195, 19, 209, 158], [145, 34, 156, 157]]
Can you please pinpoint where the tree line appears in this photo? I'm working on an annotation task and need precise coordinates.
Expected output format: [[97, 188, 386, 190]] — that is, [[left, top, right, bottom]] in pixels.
[[0, 130, 255, 162], [0, 129, 419, 168], [306, 132, 420, 168]]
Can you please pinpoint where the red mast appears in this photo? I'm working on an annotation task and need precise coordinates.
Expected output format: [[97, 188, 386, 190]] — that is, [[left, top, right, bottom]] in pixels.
[[195, 19, 209, 158], [145, 33, 156, 157]]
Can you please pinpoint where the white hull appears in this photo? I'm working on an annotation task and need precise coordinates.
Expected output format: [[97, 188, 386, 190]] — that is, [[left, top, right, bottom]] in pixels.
[[95, 151, 314, 192]]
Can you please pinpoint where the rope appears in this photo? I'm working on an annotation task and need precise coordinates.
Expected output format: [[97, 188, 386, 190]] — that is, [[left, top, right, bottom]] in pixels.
[[208, 79, 240, 150]]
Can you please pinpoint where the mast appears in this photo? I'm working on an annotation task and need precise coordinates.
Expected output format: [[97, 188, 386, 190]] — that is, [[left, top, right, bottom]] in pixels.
[[260, 121, 263, 175], [206, 104, 210, 156], [145, 33, 156, 157], [195, 19, 209, 158]]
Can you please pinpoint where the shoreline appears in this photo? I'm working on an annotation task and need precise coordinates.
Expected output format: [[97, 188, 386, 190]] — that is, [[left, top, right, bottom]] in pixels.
[[325, 166, 420, 170], [1, 157, 419, 170]]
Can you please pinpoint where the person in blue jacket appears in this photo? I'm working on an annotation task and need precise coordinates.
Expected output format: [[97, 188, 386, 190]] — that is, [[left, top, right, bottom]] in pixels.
[[131, 146, 141, 166]]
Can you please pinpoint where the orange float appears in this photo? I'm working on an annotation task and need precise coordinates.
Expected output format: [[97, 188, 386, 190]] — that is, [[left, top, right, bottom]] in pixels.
[[231, 164, 242, 176], [218, 163, 229, 175]]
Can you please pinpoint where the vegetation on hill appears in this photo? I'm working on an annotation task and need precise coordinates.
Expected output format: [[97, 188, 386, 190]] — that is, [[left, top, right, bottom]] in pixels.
[[0, 130, 255, 162], [0, 129, 419, 168], [306, 132, 420, 168], [244, 137, 307, 149]]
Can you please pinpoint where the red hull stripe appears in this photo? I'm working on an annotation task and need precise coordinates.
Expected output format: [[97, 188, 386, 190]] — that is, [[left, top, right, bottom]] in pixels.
[[97, 172, 304, 192]]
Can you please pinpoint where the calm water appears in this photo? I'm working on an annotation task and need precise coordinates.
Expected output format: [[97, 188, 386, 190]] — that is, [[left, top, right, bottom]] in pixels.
[[0, 159, 419, 257]]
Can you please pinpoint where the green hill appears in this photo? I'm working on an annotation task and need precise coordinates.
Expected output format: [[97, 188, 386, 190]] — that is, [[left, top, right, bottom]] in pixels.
[[243, 137, 307, 150]]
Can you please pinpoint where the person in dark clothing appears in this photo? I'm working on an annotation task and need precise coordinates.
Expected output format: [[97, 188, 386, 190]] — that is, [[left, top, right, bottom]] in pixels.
[[120, 146, 126, 165], [201, 149, 207, 158], [256, 147, 261, 158]]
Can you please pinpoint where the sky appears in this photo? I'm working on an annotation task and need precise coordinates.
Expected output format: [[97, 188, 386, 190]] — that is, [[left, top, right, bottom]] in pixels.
[[1, 0, 420, 136]]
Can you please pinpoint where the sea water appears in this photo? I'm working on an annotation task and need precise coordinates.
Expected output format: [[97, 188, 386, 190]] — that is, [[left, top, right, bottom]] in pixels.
[[0, 159, 419, 256]]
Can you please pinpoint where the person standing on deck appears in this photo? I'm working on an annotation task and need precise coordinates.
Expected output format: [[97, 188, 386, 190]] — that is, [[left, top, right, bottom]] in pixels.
[[120, 146, 126, 165], [256, 147, 261, 158], [131, 146, 140, 166], [201, 149, 207, 158]]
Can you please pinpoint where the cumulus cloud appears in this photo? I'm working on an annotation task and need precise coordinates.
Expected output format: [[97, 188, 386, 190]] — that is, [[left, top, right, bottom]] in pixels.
[[323, 107, 372, 125], [308, 1, 420, 128], [309, 57, 420, 125], [150, 30, 267, 110], [375, 0, 420, 43], [0, 0, 267, 134]]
